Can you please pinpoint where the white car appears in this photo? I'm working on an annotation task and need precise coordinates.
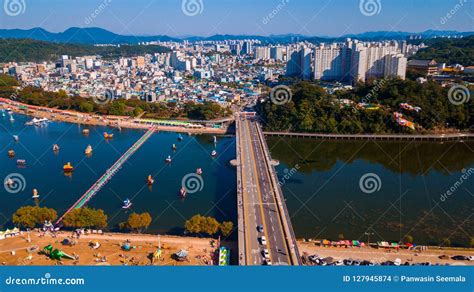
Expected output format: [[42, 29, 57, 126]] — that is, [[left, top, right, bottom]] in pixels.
[[259, 236, 267, 245], [262, 249, 270, 259]]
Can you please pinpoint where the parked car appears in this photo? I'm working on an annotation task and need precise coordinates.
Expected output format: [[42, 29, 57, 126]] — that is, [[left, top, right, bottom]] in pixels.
[[451, 255, 469, 261]]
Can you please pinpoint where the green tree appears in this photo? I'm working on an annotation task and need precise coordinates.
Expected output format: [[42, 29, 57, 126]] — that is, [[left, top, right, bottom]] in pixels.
[[219, 221, 234, 237], [132, 107, 144, 117], [79, 101, 94, 113], [201, 216, 220, 235], [108, 101, 126, 116], [185, 214, 204, 234], [184, 215, 220, 236], [63, 207, 107, 229], [121, 212, 152, 233], [12, 206, 57, 229]]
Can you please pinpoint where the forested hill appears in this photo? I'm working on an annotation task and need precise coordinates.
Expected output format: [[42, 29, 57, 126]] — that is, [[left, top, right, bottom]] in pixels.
[[259, 80, 472, 134], [0, 39, 170, 63], [411, 36, 474, 66]]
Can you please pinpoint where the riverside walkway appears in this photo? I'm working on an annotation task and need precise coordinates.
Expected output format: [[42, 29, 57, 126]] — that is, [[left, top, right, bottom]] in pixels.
[[264, 132, 474, 141], [55, 127, 156, 225]]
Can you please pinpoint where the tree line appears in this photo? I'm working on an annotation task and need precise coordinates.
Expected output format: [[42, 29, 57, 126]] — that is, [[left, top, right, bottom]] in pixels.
[[184, 214, 234, 237], [258, 79, 472, 134], [11, 206, 235, 238], [11, 206, 151, 232], [0, 39, 170, 63], [411, 35, 474, 66]]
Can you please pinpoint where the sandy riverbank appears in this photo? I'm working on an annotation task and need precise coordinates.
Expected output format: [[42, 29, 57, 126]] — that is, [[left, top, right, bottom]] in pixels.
[[298, 241, 474, 266], [0, 231, 233, 266], [0, 99, 231, 135]]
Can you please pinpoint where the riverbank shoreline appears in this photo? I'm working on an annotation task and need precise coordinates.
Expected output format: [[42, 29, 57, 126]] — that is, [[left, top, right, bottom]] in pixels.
[[298, 241, 474, 266], [0, 230, 234, 266], [0, 98, 230, 135], [2, 98, 471, 140]]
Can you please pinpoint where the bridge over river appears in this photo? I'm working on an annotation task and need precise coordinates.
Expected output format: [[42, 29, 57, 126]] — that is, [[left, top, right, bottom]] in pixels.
[[235, 112, 300, 265]]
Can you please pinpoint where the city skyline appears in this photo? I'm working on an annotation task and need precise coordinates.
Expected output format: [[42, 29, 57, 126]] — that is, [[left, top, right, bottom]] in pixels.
[[0, 0, 472, 37]]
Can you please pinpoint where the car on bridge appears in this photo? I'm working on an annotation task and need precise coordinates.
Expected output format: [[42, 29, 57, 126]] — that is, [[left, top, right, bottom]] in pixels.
[[257, 225, 263, 233], [262, 249, 270, 259], [259, 236, 267, 245]]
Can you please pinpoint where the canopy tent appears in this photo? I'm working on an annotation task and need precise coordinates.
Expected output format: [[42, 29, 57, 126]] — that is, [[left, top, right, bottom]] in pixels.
[[174, 249, 189, 261], [0, 228, 20, 240]]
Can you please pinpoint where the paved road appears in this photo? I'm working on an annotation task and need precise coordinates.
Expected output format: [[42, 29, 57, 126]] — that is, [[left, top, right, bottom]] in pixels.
[[239, 114, 291, 265]]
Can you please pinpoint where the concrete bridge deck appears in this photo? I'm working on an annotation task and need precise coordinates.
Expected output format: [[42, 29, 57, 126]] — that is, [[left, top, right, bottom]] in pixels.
[[236, 112, 300, 265]]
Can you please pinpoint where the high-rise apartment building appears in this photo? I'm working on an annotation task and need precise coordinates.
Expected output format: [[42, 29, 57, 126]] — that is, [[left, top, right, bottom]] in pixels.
[[286, 46, 312, 80], [313, 43, 351, 81], [270, 47, 284, 61], [310, 40, 407, 82], [254, 47, 270, 60]]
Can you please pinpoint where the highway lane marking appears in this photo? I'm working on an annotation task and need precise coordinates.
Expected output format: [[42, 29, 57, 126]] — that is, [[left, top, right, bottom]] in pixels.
[[246, 117, 273, 265], [239, 118, 252, 266], [253, 120, 293, 265]]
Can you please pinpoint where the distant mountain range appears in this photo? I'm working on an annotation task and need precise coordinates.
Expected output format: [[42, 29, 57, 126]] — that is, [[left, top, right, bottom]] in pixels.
[[0, 27, 472, 45]]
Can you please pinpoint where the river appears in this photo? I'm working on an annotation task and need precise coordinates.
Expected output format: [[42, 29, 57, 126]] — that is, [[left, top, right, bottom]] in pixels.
[[2, 113, 473, 247]]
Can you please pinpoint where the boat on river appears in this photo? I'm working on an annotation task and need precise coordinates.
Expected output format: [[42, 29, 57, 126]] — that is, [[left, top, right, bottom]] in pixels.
[[104, 132, 114, 139], [63, 162, 74, 172], [122, 199, 132, 209], [179, 187, 187, 198], [85, 145, 93, 155], [147, 175, 155, 186], [25, 118, 49, 126], [8, 150, 15, 157], [165, 155, 172, 163], [196, 168, 203, 175]]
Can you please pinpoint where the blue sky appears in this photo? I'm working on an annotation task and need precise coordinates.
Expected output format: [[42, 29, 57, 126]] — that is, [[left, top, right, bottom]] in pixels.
[[0, 0, 472, 36]]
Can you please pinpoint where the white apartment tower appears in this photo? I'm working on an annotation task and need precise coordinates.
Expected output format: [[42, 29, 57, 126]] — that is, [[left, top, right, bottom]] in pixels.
[[313, 43, 350, 81], [286, 46, 312, 80], [384, 54, 407, 80]]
